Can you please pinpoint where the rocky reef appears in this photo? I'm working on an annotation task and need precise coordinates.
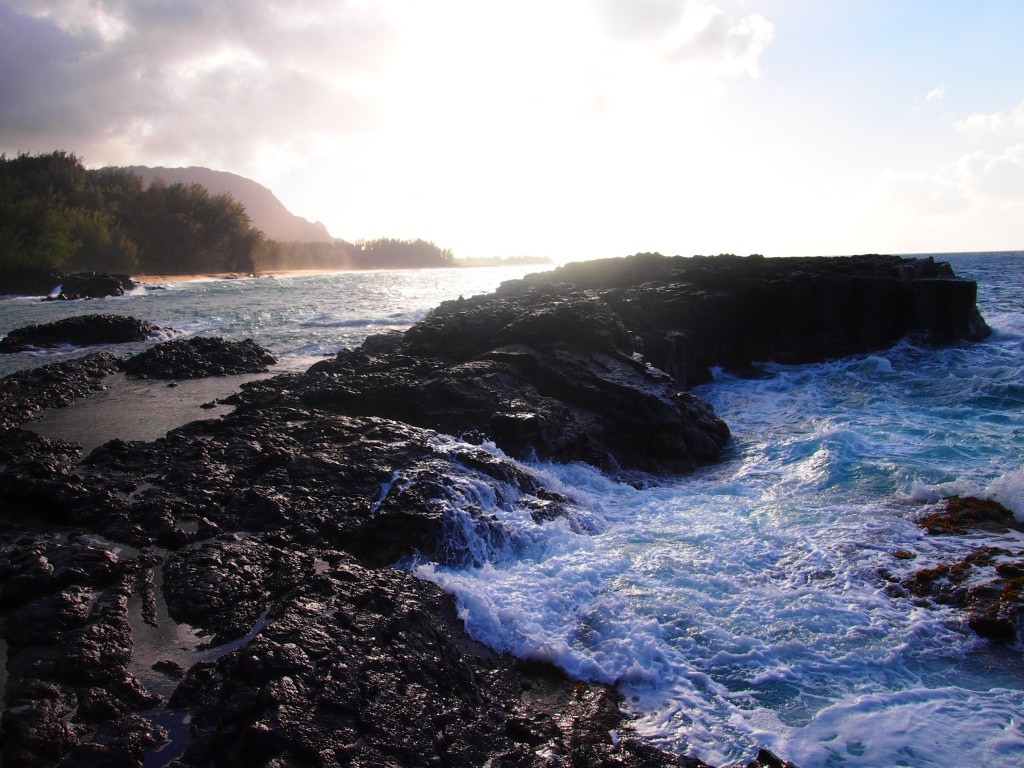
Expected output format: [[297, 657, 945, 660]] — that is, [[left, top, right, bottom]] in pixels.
[[0, 254, 991, 767], [230, 253, 987, 474], [0, 314, 161, 353], [122, 337, 277, 380], [890, 496, 1024, 643], [0, 269, 137, 300]]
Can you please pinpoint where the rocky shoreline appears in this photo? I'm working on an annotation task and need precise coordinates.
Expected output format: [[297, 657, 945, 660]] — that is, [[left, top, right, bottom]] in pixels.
[[0, 254, 995, 767]]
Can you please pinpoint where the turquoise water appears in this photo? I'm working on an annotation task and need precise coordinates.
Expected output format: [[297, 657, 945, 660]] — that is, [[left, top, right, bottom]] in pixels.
[[0, 266, 541, 377], [3, 254, 1024, 766]]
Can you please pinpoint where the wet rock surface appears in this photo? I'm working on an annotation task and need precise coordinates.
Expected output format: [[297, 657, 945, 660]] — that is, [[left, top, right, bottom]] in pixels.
[[0, 401, 711, 767], [0, 254, 990, 767], [122, 337, 277, 379], [0, 314, 162, 353], [0, 333, 276, 431], [0, 532, 165, 767], [49, 272, 139, 301], [231, 253, 986, 473], [0, 269, 137, 300], [0, 353, 124, 430], [893, 496, 1024, 643]]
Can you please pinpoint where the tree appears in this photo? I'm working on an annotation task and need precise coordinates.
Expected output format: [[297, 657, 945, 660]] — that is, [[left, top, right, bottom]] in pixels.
[[354, 238, 454, 268]]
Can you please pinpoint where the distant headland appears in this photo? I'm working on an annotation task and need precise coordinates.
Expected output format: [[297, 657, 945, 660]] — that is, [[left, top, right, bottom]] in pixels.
[[0, 151, 512, 282]]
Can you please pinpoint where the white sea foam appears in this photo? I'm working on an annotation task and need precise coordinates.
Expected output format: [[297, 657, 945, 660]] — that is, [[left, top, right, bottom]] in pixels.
[[410, 255, 1024, 765], [4, 255, 1023, 764], [986, 466, 1024, 520]]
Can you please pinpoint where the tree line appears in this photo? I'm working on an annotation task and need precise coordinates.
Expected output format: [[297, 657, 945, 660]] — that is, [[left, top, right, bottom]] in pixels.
[[0, 151, 454, 276], [255, 238, 453, 272]]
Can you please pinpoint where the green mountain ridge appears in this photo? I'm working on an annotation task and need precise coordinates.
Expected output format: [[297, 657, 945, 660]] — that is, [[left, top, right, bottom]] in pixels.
[[121, 166, 333, 243], [0, 151, 455, 278]]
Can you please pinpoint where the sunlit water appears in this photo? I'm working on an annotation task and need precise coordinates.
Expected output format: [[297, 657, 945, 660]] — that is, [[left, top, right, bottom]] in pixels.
[[3, 256, 1024, 766], [0, 266, 541, 377]]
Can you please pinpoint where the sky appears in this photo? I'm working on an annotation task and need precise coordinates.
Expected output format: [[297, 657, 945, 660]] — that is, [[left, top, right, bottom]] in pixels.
[[1, 0, 1022, 262]]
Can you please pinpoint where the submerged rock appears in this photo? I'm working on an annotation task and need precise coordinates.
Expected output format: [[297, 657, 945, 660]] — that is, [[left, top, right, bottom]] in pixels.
[[899, 496, 1024, 643], [916, 494, 1024, 535], [0, 314, 162, 353]]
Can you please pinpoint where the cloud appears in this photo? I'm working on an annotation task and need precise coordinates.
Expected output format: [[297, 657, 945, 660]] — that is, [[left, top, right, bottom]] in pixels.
[[955, 99, 1024, 137], [0, 0, 774, 191], [911, 83, 945, 114], [0, 0, 394, 172], [594, 0, 773, 78], [878, 144, 1024, 216], [668, 6, 773, 78], [594, 0, 688, 39]]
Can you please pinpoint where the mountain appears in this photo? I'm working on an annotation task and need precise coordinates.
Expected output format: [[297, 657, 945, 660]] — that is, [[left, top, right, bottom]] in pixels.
[[121, 166, 334, 243]]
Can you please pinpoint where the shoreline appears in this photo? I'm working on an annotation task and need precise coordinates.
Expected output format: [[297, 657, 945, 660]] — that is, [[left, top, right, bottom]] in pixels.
[[0, 253, 1004, 768], [131, 262, 554, 285], [132, 269, 345, 284]]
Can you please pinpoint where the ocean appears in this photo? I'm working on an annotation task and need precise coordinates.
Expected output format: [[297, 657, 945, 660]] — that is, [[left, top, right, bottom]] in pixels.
[[2, 253, 1023, 767]]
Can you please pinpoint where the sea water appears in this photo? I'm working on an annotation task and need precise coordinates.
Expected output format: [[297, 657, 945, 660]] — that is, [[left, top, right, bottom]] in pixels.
[[0, 266, 540, 377], [3, 255, 1023, 766], [416, 252, 1024, 766]]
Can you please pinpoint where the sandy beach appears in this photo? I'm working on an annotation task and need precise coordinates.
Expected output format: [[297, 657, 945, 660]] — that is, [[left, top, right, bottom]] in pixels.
[[131, 269, 348, 284]]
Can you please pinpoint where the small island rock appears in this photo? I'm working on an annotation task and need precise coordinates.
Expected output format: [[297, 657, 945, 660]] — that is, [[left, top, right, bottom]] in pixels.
[[122, 337, 276, 379], [0, 314, 162, 353]]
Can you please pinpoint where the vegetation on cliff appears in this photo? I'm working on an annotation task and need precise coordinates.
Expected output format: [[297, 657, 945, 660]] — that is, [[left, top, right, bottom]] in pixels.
[[0, 152, 454, 277], [0, 151, 259, 275]]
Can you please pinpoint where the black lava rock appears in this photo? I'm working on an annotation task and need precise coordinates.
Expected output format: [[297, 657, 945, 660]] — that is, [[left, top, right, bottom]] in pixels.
[[0, 352, 123, 430], [122, 337, 276, 379], [1, 253, 988, 768], [0, 267, 64, 297], [47, 272, 138, 301], [0, 314, 162, 353]]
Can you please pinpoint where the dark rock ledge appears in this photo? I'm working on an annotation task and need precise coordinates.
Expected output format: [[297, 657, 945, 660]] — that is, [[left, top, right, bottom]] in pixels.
[[0, 335, 277, 431], [0, 254, 989, 767], [0, 268, 137, 300], [0, 314, 161, 353]]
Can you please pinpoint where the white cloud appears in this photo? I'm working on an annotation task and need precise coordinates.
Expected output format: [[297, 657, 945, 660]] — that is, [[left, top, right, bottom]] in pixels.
[[910, 84, 945, 115], [668, 6, 773, 78], [954, 99, 1024, 137], [0, 0, 773, 178], [877, 144, 1024, 216], [594, 0, 687, 40]]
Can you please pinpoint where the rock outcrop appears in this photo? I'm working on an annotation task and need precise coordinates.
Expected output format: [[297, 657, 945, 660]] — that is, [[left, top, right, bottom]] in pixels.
[[503, 253, 990, 385], [0, 269, 137, 299], [231, 253, 987, 474], [49, 272, 138, 301], [121, 337, 277, 379], [893, 496, 1024, 643], [0, 253, 992, 768], [0, 314, 162, 353]]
